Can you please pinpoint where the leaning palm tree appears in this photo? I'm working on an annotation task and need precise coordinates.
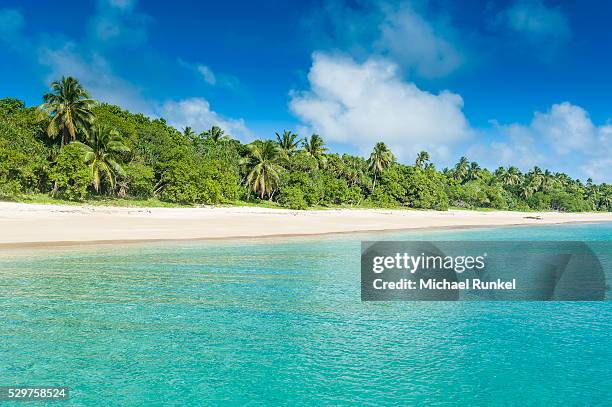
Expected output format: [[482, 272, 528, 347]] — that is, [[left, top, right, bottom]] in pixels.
[[245, 140, 284, 200], [368, 142, 395, 192], [73, 124, 130, 193], [275, 130, 301, 158], [415, 150, 430, 169], [41, 76, 95, 147]]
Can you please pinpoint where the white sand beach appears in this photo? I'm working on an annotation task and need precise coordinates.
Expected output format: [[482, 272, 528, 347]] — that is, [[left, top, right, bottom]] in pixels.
[[1, 202, 611, 247]]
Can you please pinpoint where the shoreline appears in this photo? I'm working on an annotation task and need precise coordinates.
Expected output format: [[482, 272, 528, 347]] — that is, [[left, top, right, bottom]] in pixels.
[[1, 202, 611, 249]]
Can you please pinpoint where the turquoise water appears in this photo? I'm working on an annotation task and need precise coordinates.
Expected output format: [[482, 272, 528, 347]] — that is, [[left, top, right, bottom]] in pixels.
[[1, 223, 611, 406]]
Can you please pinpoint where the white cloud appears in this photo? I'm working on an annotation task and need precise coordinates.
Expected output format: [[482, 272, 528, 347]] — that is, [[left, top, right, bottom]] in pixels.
[[161, 97, 251, 140], [531, 102, 595, 154], [289, 53, 470, 160], [468, 103, 612, 183], [196, 65, 216, 85], [498, 0, 570, 42], [375, 2, 463, 78], [581, 158, 612, 182], [311, 0, 464, 79], [467, 124, 545, 170]]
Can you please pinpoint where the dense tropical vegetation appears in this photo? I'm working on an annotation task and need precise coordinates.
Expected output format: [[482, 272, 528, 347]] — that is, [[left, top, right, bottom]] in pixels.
[[0, 77, 610, 212]]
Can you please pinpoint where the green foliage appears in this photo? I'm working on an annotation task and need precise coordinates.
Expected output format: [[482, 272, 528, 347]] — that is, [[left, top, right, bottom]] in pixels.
[[73, 124, 130, 193], [403, 168, 449, 210], [245, 140, 284, 199], [121, 162, 154, 198], [278, 186, 308, 210], [157, 146, 239, 205], [549, 191, 591, 212], [50, 143, 92, 201], [0, 78, 609, 212], [41, 76, 95, 146], [199, 159, 240, 204], [0, 101, 48, 196]]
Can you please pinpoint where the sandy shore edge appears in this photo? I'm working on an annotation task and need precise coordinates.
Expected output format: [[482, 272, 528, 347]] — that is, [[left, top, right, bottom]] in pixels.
[[1, 202, 611, 248]]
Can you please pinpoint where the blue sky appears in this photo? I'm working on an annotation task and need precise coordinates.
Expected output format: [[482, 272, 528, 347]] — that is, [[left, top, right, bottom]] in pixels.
[[0, 0, 610, 182]]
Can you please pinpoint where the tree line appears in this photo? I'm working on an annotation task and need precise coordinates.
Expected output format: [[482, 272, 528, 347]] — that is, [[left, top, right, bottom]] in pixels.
[[0, 76, 610, 212]]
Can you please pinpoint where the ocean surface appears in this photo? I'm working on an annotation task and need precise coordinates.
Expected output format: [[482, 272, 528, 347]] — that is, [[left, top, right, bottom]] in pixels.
[[1, 223, 611, 406]]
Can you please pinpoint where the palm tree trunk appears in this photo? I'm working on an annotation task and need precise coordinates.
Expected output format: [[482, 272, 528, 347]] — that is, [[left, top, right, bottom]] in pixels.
[[372, 172, 377, 192]]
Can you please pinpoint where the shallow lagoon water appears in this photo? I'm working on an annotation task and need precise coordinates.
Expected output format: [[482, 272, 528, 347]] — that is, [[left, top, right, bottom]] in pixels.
[[1, 223, 611, 405]]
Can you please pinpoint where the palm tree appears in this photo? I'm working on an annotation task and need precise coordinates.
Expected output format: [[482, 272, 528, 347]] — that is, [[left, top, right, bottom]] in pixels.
[[302, 134, 328, 167], [41, 76, 95, 147], [340, 155, 366, 187], [496, 166, 521, 186], [183, 126, 197, 142], [73, 124, 130, 193], [245, 140, 283, 200], [522, 166, 544, 198], [415, 150, 430, 169], [454, 156, 469, 182], [368, 142, 395, 192], [203, 125, 230, 142], [541, 170, 556, 193], [467, 162, 481, 181], [275, 130, 301, 158]]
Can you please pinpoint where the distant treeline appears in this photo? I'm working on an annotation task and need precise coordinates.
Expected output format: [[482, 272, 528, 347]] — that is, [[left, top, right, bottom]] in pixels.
[[0, 77, 610, 212]]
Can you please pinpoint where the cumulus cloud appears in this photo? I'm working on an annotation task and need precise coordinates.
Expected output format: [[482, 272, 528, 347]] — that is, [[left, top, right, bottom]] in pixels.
[[289, 53, 470, 160], [467, 124, 545, 170], [531, 102, 595, 154], [310, 0, 464, 79], [469, 103, 612, 183], [497, 0, 570, 44], [161, 97, 251, 140], [375, 2, 463, 78]]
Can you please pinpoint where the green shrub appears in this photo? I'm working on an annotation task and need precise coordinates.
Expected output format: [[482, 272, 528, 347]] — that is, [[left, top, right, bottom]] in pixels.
[[278, 186, 307, 210], [50, 143, 92, 201], [122, 162, 155, 198], [549, 191, 590, 212], [403, 167, 449, 210]]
